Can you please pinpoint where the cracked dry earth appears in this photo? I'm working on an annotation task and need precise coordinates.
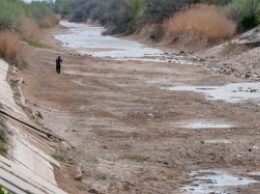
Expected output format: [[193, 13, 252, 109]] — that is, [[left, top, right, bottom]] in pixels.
[[17, 27, 260, 194]]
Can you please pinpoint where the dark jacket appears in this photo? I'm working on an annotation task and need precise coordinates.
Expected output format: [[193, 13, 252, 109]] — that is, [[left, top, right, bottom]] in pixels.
[[56, 57, 62, 66]]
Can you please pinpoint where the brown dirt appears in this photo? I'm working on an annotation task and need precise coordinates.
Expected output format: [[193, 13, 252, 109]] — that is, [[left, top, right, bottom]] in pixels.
[[17, 25, 260, 194], [195, 41, 260, 80]]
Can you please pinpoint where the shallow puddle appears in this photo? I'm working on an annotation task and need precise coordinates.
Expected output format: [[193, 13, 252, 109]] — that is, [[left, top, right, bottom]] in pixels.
[[183, 171, 258, 194], [55, 21, 194, 64], [204, 139, 231, 144], [165, 82, 260, 103], [180, 122, 232, 129]]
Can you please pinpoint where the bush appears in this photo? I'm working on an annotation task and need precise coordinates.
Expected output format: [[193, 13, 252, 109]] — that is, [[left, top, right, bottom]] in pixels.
[[225, 0, 258, 19], [58, 0, 74, 16], [64, 0, 260, 36], [51, 148, 74, 165], [0, 0, 55, 31], [24, 1, 53, 20], [200, 0, 232, 5], [0, 121, 9, 156], [239, 14, 258, 31], [0, 31, 28, 68], [39, 14, 60, 28], [69, 0, 99, 22], [0, 134, 8, 156], [0, 0, 26, 30], [20, 18, 40, 40], [138, 0, 198, 26], [0, 0, 58, 71], [139, 0, 180, 25], [0, 186, 10, 194], [165, 4, 236, 42], [103, 0, 131, 34], [126, 0, 144, 33], [66, 0, 235, 35], [89, 2, 107, 22], [224, 0, 260, 31], [69, 0, 131, 35]]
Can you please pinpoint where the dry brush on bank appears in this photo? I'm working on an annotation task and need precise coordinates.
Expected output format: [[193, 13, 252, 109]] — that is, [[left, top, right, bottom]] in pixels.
[[21, 18, 41, 41], [0, 0, 59, 68], [39, 14, 60, 28], [0, 16, 57, 69], [0, 31, 28, 68], [64, 0, 260, 50], [164, 4, 236, 43]]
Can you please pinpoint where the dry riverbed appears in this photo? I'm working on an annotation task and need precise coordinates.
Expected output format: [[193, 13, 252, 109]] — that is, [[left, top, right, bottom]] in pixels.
[[15, 22, 260, 194]]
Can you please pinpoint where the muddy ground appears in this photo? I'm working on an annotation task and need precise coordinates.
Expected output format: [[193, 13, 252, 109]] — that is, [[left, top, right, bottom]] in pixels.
[[15, 26, 260, 194]]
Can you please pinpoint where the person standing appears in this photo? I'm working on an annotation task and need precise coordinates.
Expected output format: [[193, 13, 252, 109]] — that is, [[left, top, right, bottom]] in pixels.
[[56, 56, 62, 74]]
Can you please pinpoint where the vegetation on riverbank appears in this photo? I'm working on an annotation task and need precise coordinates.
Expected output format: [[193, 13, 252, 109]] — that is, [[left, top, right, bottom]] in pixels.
[[165, 4, 236, 42], [0, 0, 59, 68], [60, 0, 260, 49], [0, 118, 9, 156], [0, 31, 28, 68], [0, 186, 10, 194]]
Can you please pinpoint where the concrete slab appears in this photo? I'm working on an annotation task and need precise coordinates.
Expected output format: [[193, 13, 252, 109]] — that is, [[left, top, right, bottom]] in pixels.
[[0, 168, 46, 194], [0, 60, 27, 117], [0, 58, 67, 193], [0, 178, 28, 194], [0, 156, 67, 194]]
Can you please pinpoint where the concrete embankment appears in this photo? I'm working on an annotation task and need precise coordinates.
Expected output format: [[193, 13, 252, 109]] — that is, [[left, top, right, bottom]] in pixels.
[[0, 59, 67, 194]]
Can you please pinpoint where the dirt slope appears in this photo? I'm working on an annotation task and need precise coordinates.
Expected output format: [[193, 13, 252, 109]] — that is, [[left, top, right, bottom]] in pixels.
[[17, 26, 260, 194]]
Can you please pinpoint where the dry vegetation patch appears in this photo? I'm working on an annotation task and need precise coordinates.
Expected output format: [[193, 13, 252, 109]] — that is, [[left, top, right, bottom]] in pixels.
[[39, 14, 60, 28], [0, 31, 28, 68], [165, 4, 236, 43], [220, 41, 248, 56], [21, 18, 41, 40]]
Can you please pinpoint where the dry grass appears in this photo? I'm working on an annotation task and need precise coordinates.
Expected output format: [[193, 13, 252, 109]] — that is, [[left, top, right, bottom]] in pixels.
[[21, 18, 41, 40], [20, 18, 51, 49], [0, 31, 28, 68], [39, 14, 60, 28], [220, 41, 248, 56], [165, 4, 236, 42]]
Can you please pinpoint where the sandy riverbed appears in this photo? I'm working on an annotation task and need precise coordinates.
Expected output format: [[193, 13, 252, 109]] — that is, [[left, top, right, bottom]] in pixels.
[[16, 22, 260, 194]]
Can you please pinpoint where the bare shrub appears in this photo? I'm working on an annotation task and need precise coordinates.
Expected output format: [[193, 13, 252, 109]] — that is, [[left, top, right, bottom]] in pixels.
[[103, 0, 131, 35], [69, 0, 101, 23], [138, 0, 206, 27], [21, 18, 41, 40], [138, 23, 165, 42], [0, 31, 28, 68], [165, 4, 236, 42], [139, 0, 186, 25], [39, 14, 60, 28], [220, 41, 248, 56], [69, 0, 131, 35]]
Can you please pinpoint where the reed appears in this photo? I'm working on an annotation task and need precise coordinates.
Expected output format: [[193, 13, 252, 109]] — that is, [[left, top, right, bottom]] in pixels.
[[165, 4, 236, 42]]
